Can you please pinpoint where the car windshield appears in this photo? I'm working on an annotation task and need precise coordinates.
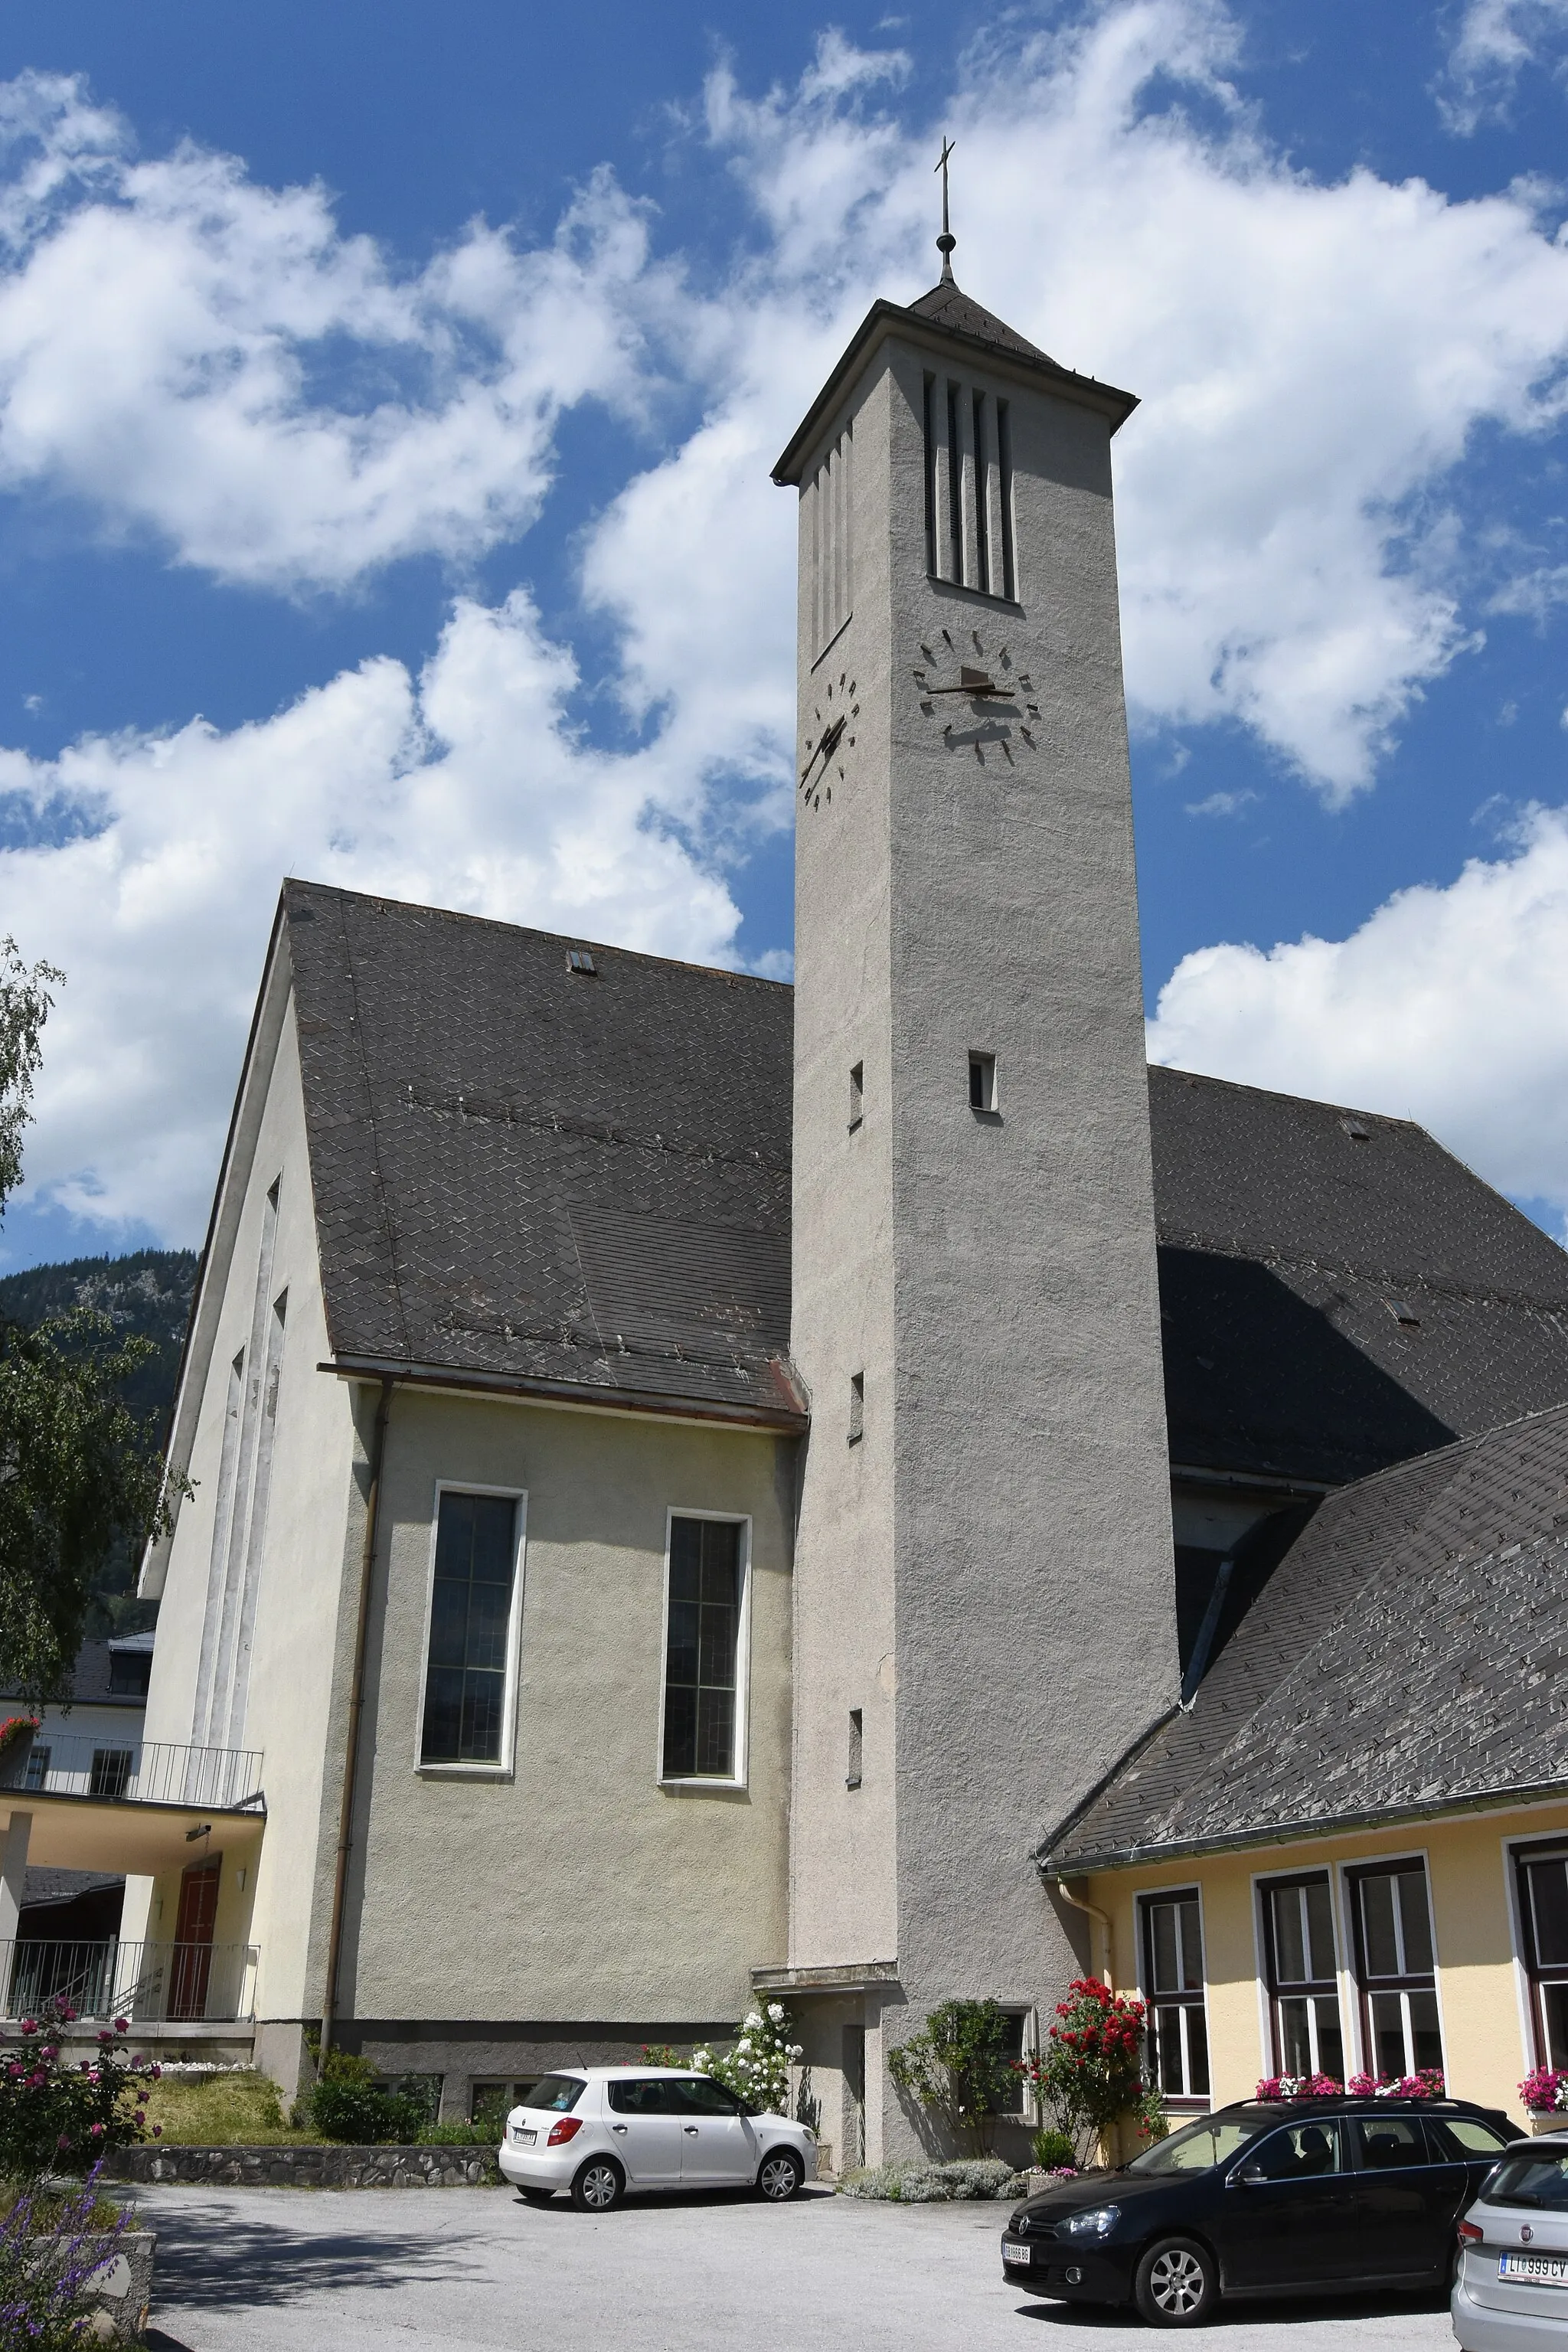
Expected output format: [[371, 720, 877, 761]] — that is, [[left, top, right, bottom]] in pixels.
[[521, 2075, 585, 2114], [1127, 2115, 1256, 2174], [1483, 2153, 1568, 2210]]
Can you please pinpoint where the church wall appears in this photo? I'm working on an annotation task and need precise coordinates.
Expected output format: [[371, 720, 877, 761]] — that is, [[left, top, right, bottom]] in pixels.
[[335, 1389, 795, 2051], [131, 994, 360, 2037]]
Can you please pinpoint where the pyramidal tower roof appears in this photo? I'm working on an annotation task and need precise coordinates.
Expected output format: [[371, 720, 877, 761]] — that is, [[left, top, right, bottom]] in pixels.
[[772, 149, 1135, 483]]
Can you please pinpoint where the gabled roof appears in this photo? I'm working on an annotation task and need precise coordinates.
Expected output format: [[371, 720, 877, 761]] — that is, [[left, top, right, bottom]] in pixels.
[[772, 279, 1138, 485], [1152, 1067, 1568, 1485], [1042, 1399, 1568, 1873], [285, 881, 802, 1427]]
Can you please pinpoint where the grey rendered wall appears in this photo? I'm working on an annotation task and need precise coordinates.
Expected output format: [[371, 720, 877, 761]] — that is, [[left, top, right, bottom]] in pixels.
[[337, 1391, 794, 2037], [789, 324, 1178, 2160]]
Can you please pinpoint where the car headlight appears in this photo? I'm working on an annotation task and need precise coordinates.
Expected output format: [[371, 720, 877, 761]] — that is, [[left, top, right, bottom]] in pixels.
[[1063, 2205, 1121, 2239]]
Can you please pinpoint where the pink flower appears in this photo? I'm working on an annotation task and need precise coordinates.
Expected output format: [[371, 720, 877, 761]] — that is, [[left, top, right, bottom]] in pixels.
[[114, 2018, 128, 2034], [152, 2125, 163, 2138], [89, 2122, 104, 2136]]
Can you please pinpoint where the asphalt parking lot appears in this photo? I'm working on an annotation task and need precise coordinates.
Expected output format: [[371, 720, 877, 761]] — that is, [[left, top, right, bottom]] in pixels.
[[135, 2181, 1458, 2351]]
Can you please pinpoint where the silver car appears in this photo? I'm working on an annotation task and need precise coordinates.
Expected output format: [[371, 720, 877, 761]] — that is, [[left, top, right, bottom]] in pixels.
[[496, 2066, 817, 2211], [1455, 2132, 1568, 2350]]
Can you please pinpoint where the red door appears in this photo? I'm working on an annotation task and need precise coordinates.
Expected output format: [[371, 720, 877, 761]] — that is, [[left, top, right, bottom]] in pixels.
[[170, 1857, 220, 2019]]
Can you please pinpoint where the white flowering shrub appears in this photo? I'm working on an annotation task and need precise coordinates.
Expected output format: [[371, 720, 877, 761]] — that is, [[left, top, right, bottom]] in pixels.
[[691, 2003, 802, 2115], [841, 2157, 1025, 2202]]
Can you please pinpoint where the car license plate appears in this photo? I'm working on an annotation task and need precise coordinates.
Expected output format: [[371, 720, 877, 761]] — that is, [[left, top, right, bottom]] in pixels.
[[1500, 2252, 1568, 2285], [1002, 2240, 1033, 2265], [515, 2127, 536, 2146]]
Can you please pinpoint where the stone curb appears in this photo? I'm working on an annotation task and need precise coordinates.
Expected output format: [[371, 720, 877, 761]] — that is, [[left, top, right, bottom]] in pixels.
[[105, 2143, 499, 2188]]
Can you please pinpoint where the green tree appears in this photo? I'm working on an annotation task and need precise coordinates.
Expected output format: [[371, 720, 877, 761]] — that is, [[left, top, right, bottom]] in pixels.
[[0, 942, 176, 1704], [887, 2000, 1021, 2158]]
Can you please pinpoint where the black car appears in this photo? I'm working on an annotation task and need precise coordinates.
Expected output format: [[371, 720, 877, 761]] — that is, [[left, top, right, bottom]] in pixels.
[[1001, 2097, 1519, 2327]]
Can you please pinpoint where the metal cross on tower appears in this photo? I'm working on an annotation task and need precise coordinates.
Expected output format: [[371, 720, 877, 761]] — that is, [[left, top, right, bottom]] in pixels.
[[935, 136, 956, 280]]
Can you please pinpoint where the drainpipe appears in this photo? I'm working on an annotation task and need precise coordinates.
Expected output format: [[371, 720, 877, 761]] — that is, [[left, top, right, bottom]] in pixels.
[[1054, 1879, 1115, 1991], [319, 1375, 394, 2066]]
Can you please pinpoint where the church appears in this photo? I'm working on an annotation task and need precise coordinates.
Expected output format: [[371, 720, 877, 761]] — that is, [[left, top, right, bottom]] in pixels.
[[18, 222, 1568, 2167]]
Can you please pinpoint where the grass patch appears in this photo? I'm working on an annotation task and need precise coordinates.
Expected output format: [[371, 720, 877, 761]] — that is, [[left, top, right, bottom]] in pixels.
[[142, 2069, 323, 2148]]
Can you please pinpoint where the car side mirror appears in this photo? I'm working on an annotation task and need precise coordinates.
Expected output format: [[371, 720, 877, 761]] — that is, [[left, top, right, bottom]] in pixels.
[[1233, 2164, 1268, 2188]]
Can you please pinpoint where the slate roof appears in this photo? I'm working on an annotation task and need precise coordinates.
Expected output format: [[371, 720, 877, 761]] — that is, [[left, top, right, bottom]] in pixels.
[[273, 886, 1568, 1449], [1043, 1400, 1568, 1872], [0, 1638, 149, 1710], [906, 279, 1056, 367], [284, 882, 802, 1426], [1151, 1066, 1568, 1485]]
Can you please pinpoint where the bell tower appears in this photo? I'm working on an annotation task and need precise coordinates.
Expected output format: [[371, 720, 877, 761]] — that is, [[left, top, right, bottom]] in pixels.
[[769, 185, 1178, 2167]]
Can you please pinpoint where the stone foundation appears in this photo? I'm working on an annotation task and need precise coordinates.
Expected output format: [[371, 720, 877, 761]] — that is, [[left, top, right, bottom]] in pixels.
[[107, 2142, 498, 2188]]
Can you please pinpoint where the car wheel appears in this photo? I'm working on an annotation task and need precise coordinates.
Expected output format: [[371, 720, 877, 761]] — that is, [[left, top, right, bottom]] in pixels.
[[570, 2156, 624, 2212], [1133, 2237, 1217, 2328], [756, 2150, 804, 2202]]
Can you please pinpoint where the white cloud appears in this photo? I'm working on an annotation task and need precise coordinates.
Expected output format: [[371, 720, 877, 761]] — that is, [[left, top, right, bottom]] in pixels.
[[1185, 789, 1259, 816], [0, 74, 681, 589], [1148, 802, 1568, 1215], [7, 10, 1568, 1235], [1442, 0, 1568, 132], [6, 594, 740, 1238]]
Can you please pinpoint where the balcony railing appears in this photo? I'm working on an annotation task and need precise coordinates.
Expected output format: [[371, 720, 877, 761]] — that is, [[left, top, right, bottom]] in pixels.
[[0, 1737, 264, 1811], [0, 1939, 259, 2024]]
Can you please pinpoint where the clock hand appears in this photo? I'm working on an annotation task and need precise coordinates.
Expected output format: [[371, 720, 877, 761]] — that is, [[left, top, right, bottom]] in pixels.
[[799, 714, 847, 784]]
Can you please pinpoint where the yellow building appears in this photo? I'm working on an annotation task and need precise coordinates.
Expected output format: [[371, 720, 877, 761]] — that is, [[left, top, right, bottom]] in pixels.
[[1042, 1404, 1568, 2132]]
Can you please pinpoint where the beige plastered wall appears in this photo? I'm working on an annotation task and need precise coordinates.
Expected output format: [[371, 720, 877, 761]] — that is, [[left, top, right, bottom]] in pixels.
[[127, 998, 360, 2028], [1083, 1798, 1568, 2122], [338, 1389, 795, 2028]]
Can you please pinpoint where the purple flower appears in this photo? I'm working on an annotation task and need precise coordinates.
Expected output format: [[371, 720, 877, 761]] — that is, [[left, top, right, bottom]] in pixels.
[[113, 2017, 128, 2034]]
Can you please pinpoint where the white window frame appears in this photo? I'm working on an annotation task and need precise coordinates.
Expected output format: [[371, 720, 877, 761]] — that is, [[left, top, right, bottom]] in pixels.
[[1251, 1861, 1349, 2080], [1336, 1848, 1447, 2082], [1134, 1881, 1214, 2111], [656, 1508, 753, 1792], [413, 1480, 528, 1779], [1503, 1830, 1568, 2071], [995, 2003, 1039, 2122]]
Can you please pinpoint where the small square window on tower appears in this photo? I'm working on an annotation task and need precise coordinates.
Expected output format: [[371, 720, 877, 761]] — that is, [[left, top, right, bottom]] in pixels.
[[849, 1062, 864, 1130], [848, 1371, 864, 1445], [847, 1708, 864, 1790], [969, 1051, 998, 1113]]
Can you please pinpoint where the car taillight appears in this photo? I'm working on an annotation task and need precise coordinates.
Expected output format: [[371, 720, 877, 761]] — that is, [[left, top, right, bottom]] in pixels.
[[1459, 2220, 1483, 2243], [547, 2117, 583, 2148]]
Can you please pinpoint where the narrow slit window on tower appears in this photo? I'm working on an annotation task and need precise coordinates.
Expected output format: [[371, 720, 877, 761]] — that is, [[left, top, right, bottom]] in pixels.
[[946, 380, 963, 583], [997, 398, 1015, 601], [847, 1708, 864, 1790], [848, 1062, 864, 1130], [969, 1051, 997, 1113], [923, 373, 938, 577], [972, 388, 990, 591], [848, 1371, 864, 1445]]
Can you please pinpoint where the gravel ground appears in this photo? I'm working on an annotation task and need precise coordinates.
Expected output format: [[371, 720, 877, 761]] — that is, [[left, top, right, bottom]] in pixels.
[[131, 2180, 1459, 2351]]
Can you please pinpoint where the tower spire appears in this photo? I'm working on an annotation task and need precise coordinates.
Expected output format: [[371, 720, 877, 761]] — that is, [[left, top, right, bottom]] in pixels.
[[935, 136, 956, 283]]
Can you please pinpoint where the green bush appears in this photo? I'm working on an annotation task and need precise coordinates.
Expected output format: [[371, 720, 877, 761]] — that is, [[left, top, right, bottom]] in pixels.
[[887, 2001, 1021, 2158], [1030, 2126, 1076, 2170], [307, 2051, 425, 2145], [0, 2008, 155, 2180]]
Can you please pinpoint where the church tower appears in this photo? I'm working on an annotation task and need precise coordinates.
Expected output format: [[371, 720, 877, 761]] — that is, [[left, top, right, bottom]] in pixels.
[[769, 189, 1179, 2166]]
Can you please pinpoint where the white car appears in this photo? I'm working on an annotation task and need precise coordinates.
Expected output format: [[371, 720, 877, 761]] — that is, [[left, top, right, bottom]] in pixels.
[[1455, 2130, 1568, 2350], [496, 2066, 817, 2211]]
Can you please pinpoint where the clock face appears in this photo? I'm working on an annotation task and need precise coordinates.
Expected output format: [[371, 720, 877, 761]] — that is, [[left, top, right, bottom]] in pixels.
[[799, 669, 860, 813], [911, 627, 1041, 766]]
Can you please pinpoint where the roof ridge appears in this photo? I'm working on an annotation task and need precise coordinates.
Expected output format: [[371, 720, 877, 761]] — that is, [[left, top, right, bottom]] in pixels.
[[283, 877, 791, 993]]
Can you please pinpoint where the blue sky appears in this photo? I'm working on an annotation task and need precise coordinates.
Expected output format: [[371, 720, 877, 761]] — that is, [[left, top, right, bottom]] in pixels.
[[2, 0, 1568, 1265]]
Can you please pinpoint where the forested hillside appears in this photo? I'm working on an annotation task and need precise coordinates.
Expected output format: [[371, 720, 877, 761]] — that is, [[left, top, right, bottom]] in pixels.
[[0, 1247, 197, 1635]]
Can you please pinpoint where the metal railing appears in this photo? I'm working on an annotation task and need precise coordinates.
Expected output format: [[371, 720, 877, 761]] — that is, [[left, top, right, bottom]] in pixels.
[[0, 1737, 263, 1811], [0, 1939, 259, 2024]]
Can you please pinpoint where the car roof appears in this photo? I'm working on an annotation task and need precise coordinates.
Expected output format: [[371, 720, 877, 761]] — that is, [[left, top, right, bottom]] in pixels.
[[1218, 2096, 1506, 2119], [527, 2066, 697, 2082]]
